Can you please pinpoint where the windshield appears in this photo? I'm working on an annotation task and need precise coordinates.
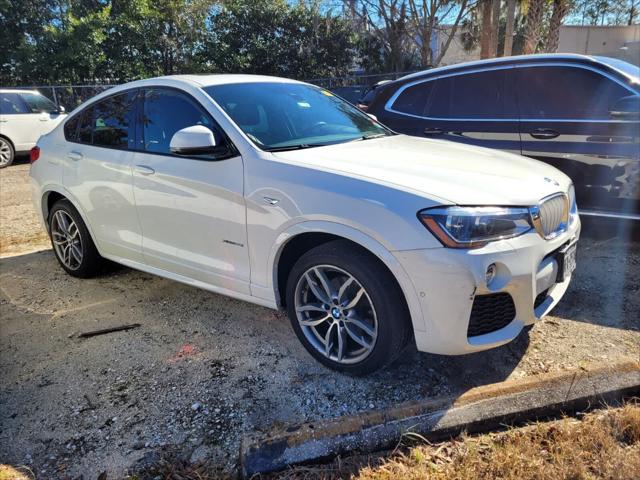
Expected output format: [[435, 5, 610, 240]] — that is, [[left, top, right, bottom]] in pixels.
[[20, 92, 58, 113], [203, 82, 392, 151]]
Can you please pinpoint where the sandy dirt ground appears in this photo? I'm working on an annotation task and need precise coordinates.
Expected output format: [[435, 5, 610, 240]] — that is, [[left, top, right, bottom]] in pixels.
[[0, 163, 638, 478], [0, 161, 50, 257]]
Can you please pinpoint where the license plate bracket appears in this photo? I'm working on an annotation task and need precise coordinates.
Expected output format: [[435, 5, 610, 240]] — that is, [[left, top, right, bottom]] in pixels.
[[556, 241, 578, 283]]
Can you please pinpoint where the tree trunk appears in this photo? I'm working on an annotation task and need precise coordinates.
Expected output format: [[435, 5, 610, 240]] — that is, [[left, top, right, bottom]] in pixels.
[[490, 0, 501, 57], [546, 0, 568, 53], [480, 0, 493, 59], [503, 0, 516, 56], [523, 0, 544, 54]]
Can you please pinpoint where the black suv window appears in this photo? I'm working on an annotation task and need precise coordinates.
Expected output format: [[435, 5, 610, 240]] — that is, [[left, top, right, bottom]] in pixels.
[[391, 81, 434, 116], [427, 68, 516, 119], [0, 93, 30, 114], [142, 88, 227, 159], [517, 65, 633, 120]]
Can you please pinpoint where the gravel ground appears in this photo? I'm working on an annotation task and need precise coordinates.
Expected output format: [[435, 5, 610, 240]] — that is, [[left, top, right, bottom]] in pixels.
[[0, 161, 50, 257], [0, 163, 639, 478]]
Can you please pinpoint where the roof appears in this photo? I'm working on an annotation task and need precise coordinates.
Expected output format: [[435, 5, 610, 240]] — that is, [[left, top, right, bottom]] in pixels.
[[396, 53, 614, 82], [0, 89, 40, 94], [141, 74, 304, 88]]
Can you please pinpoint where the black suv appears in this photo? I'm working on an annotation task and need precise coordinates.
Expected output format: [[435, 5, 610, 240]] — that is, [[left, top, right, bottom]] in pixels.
[[367, 54, 640, 219]]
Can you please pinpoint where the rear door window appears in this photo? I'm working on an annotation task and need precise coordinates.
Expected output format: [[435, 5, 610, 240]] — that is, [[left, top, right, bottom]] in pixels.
[[427, 68, 516, 119], [0, 93, 30, 114], [92, 92, 137, 149], [516, 65, 634, 120]]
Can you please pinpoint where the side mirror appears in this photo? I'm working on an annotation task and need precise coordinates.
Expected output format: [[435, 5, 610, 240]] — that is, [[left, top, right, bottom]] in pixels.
[[170, 125, 218, 155], [610, 95, 640, 120], [58, 106, 66, 113]]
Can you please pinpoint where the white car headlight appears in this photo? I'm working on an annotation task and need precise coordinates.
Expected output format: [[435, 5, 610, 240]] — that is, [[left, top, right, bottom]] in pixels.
[[418, 206, 533, 248]]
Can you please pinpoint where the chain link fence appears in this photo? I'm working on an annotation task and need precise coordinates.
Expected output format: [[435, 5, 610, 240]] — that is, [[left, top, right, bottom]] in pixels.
[[11, 85, 118, 111], [10, 71, 417, 110]]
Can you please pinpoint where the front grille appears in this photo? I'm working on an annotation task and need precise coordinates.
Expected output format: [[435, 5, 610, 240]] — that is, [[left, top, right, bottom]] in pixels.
[[467, 293, 516, 337], [537, 194, 568, 239], [534, 289, 549, 309]]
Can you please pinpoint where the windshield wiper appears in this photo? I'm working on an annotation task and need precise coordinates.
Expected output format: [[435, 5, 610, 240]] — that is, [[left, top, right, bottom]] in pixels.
[[264, 143, 327, 152], [361, 133, 388, 140]]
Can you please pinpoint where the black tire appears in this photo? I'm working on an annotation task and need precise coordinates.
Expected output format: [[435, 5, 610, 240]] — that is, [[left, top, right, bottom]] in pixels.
[[48, 199, 104, 278], [0, 137, 15, 168], [285, 240, 412, 375]]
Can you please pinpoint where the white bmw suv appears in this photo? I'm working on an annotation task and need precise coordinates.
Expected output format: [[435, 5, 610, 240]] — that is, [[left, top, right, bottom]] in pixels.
[[0, 89, 66, 167], [30, 75, 580, 374]]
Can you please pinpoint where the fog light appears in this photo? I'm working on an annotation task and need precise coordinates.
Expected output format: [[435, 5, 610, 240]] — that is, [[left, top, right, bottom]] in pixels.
[[486, 263, 497, 285]]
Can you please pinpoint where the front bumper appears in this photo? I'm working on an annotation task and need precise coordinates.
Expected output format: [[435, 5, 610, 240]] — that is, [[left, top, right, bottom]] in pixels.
[[393, 217, 581, 355]]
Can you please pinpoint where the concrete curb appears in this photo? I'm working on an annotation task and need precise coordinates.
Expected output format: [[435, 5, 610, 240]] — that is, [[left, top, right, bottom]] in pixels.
[[240, 360, 640, 478]]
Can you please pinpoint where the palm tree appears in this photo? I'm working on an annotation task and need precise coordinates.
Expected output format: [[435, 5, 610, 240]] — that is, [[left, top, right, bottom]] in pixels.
[[523, 0, 544, 54], [503, 0, 517, 56], [546, 0, 569, 52]]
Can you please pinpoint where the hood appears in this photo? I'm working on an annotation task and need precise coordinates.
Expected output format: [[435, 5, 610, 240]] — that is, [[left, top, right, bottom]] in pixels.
[[271, 135, 571, 206]]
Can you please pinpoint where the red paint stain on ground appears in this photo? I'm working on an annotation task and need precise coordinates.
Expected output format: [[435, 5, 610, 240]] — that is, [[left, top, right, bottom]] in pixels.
[[168, 343, 198, 363]]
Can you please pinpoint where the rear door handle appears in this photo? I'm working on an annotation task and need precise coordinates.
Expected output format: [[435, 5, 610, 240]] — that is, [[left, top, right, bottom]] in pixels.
[[134, 165, 155, 175], [424, 127, 444, 135], [67, 151, 83, 161], [530, 128, 560, 140]]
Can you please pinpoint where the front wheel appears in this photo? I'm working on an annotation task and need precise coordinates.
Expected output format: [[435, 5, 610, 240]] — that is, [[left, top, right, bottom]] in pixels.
[[48, 199, 104, 277], [0, 137, 14, 168], [286, 240, 412, 375]]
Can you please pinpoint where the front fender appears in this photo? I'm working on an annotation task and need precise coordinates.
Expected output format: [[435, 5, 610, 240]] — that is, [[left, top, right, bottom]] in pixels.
[[262, 220, 427, 333]]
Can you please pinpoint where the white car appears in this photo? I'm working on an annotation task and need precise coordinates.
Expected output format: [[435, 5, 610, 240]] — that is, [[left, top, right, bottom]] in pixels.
[[0, 89, 67, 167], [29, 75, 580, 375]]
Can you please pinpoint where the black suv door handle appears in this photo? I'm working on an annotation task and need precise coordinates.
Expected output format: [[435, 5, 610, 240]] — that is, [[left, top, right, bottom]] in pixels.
[[424, 127, 444, 135], [530, 128, 560, 139]]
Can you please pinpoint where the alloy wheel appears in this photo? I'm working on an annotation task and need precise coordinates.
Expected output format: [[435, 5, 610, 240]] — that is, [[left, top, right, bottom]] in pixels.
[[51, 210, 83, 270], [294, 264, 378, 364], [0, 139, 12, 167]]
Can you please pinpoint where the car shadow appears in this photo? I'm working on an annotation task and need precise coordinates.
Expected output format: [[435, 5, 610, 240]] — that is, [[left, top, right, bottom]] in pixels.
[[550, 217, 640, 332]]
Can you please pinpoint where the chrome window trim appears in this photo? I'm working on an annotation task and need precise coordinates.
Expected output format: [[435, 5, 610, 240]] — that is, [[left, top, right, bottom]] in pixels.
[[384, 62, 640, 123]]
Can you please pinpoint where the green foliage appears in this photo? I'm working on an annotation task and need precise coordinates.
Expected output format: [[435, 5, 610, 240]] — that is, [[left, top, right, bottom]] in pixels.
[[1, 0, 357, 86]]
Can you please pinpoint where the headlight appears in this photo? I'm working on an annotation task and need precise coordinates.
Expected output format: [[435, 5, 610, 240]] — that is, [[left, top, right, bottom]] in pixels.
[[418, 206, 533, 248]]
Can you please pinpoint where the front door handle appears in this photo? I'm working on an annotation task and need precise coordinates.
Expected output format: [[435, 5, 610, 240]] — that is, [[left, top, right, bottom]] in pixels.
[[67, 151, 83, 161], [134, 165, 155, 175], [530, 128, 560, 140], [424, 127, 444, 135]]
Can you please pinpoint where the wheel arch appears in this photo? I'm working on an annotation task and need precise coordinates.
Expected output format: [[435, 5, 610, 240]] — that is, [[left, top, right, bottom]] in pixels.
[[270, 221, 426, 334], [40, 187, 102, 253]]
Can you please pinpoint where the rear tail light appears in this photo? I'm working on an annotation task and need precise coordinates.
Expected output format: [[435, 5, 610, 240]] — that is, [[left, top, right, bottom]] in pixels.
[[30, 146, 40, 163]]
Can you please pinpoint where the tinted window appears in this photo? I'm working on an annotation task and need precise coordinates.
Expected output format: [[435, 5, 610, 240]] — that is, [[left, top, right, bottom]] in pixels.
[[77, 107, 94, 144], [64, 116, 80, 141], [0, 93, 30, 114], [391, 82, 434, 115], [517, 66, 634, 120], [428, 69, 516, 119], [20, 92, 58, 113], [204, 83, 390, 150], [92, 92, 136, 149], [142, 88, 219, 157]]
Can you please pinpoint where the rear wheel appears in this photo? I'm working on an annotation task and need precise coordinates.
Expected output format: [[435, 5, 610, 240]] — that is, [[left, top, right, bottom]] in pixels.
[[48, 199, 103, 277], [0, 137, 14, 168], [286, 240, 411, 375]]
